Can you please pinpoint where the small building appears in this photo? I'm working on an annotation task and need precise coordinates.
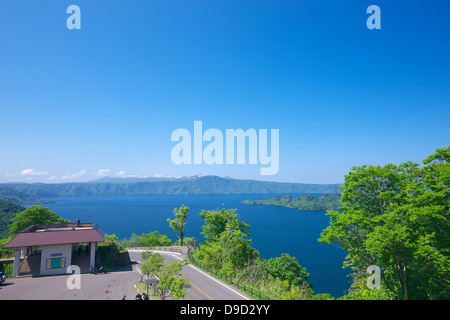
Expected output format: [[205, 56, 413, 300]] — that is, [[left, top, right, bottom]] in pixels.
[[2, 221, 105, 277]]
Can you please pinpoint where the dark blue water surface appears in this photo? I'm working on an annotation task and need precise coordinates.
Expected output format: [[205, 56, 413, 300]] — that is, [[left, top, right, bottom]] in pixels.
[[44, 193, 351, 297]]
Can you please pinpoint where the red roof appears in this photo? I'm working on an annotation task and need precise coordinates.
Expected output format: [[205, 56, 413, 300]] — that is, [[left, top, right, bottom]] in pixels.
[[2, 224, 105, 248]]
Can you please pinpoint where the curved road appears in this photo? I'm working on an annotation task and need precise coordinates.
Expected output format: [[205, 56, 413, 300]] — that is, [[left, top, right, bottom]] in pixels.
[[128, 249, 252, 300], [0, 266, 140, 300], [0, 249, 253, 300]]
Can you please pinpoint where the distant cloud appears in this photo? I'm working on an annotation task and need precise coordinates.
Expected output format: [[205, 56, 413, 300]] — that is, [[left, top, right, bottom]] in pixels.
[[48, 175, 57, 180], [5, 173, 17, 177], [94, 168, 110, 177], [153, 173, 183, 179], [20, 168, 49, 176], [115, 171, 149, 179], [61, 170, 87, 180]]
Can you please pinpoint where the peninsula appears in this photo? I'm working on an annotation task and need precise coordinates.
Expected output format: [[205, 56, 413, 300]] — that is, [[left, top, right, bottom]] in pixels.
[[242, 193, 341, 211]]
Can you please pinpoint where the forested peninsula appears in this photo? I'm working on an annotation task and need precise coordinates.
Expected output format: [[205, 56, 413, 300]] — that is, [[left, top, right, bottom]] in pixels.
[[242, 193, 341, 211], [0, 187, 54, 205]]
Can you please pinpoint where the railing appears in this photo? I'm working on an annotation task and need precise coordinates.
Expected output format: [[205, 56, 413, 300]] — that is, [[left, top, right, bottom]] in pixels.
[[187, 250, 272, 300], [127, 246, 272, 299], [127, 246, 183, 254]]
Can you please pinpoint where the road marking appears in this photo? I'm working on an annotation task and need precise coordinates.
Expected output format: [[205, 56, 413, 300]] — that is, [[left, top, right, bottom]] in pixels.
[[164, 252, 250, 300], [175, 256, 250, 300], [129, 249, 251, 300], [189, 282, 214, 300]]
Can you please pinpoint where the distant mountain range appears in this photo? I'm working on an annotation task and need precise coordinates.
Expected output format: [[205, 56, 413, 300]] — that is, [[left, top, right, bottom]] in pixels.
[[0, 187, 55, 205], [0, 175, 340, 199]]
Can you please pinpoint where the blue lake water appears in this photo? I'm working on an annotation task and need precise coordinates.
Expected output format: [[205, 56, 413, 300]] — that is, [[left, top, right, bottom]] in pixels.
[[43, 193, 351, 297]]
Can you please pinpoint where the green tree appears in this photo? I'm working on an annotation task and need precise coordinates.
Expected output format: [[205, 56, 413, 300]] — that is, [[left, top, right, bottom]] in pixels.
[[157, 257, 190, 300], [198, 209, 257, 277], [267, 253, 309, 286], [139, 251, 189, 299], [167, 205, 189, 246], [104, 234, 118, 245], [0, 200, 25, 239], [140, 251, 164, 280], [198, 208, 250, 242], [281, 282, 315, 300], [319, 146, 450, 300], [9, 205, 70, 236], [121, 231, 172, 248]]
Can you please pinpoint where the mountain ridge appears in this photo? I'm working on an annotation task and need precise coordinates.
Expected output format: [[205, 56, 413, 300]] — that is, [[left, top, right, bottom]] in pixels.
[[0, 175, 341, 198]]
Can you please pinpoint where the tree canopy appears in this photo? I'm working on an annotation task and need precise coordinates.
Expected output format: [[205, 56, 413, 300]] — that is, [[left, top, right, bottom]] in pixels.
[[9, 205, 70, 236], [140, 251, 190, 300], [121, 231, 172, 248], [267, 253, 309, 286], [0, 200, 25, 239], [319, 146, 450, 300], [167, 205, 189, 246]]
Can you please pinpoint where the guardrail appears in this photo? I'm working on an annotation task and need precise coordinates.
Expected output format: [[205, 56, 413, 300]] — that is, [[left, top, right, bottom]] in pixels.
[[127, 247, 183, 254], [187, 251, 272, 300], [128, 246, 272, 300]]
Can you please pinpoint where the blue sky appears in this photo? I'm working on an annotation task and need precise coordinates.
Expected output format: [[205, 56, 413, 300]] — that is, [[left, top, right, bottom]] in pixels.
[[0, 0, 449, 184]]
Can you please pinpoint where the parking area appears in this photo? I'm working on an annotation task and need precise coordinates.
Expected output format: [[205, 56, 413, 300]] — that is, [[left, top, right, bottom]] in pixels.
[[0, 265, 141, 300]]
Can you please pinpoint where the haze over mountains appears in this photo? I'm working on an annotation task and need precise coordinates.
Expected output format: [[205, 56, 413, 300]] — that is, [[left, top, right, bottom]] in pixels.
[[0, 175, 340, 198]]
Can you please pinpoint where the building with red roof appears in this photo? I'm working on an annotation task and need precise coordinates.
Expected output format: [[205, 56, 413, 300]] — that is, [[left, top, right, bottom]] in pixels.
[[3, 220, 105, 277]]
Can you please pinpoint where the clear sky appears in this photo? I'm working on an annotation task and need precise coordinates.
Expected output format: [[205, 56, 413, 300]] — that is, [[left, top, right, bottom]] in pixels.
[[0, 0, 449, 184]]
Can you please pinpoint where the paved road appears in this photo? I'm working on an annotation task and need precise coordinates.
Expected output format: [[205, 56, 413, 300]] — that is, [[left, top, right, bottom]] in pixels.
[[128, 249, 252, 300], [0, 265, 140, 300], [0, 249, 252, 300]]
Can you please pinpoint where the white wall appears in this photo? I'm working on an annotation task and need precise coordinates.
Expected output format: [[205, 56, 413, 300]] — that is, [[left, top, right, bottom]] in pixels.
[[40, 244, 72, 276]]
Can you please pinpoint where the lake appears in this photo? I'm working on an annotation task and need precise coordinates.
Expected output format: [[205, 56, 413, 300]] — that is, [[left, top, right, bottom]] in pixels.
[[44, 193, 351, 297]]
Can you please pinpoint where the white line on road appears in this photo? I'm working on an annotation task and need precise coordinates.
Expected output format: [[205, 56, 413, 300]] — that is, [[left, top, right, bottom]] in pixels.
[[185, 260, 251, 300], [165, 252, 250, 300], [128, 249, 250, 300]]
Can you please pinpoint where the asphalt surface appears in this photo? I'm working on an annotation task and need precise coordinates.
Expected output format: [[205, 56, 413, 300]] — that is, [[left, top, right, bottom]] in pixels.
[[128, 249, 253, 300], [0, 265, 140, 300], [0, 249, 252, 300]]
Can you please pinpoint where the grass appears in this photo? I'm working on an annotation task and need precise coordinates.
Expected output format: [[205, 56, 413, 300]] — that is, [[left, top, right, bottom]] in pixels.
[[134, 281, 161, 300]]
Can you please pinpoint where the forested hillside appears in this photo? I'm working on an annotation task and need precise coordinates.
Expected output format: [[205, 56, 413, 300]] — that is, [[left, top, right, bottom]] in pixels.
[[242, 193, 341, 211], [0, 200, 25, 238]]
